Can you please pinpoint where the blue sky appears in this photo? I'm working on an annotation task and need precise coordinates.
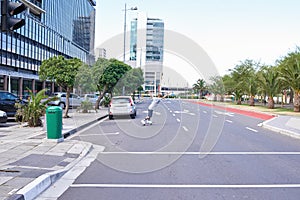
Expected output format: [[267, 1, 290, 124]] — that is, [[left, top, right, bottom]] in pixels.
[[95, 0, 300, 80]]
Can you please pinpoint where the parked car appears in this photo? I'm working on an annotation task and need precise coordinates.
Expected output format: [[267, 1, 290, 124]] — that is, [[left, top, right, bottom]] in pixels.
[[0, 91, 26, 117], [108, 96, 136, 119], [48, 92, 83, 109], [0, 110, 7, 123], [83, 94, 98, 105]]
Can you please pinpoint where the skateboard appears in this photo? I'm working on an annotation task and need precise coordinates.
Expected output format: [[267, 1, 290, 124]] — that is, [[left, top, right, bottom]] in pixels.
[[141, 119, 152, 126]]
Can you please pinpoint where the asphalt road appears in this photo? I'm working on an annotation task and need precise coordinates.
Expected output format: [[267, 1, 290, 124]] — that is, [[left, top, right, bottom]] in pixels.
[[43, 99, 300, 200]]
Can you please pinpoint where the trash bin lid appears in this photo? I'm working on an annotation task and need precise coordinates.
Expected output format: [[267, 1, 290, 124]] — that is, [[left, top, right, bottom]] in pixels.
[[46, 106, 63, 111]]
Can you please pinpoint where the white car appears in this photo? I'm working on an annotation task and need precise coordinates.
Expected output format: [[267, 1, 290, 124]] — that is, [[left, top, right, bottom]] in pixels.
[[0, 110, 7, 123], [48, 92, 83, 109], [108, 96, 136, 119], [83, 94, 98, 104]]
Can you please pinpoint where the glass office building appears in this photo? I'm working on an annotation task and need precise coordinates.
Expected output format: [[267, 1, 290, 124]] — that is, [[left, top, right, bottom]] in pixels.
[[130, 17, 164, 93], [0, 0, 96, 97], [130, 18, 164, 62]]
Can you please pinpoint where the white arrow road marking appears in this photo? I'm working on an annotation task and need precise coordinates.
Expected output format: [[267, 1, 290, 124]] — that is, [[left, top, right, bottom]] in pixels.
[[214, 111, 234, 117]]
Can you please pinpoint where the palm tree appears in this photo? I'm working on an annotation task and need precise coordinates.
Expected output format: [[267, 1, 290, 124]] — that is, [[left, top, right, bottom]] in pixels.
[[278, 49, 300, 112], [257, 66, 281, 109], [193, 78, 206, 99], [16, 89, 58, 127]]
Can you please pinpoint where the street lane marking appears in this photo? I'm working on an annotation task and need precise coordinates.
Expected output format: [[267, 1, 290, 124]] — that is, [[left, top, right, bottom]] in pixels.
[[214, 111, 234, 117], [226, 120, 233, 123], [246, 127, 258, 132], [71, 183, 300, 188], [176, 118, 181, 122], [99, 152, 300, 155], [213, 114, 218, 118], [173, 114, 176, 117], [80, 132, 120, 136], [203, 111, 207, 114], [182, 126, 189, 132]]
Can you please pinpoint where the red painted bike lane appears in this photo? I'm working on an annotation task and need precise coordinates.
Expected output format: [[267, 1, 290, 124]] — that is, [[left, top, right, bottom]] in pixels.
[[191, 101, 275, 120]]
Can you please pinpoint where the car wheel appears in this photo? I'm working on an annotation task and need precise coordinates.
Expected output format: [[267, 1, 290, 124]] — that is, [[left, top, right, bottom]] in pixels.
[[59, 102, 65, 109]]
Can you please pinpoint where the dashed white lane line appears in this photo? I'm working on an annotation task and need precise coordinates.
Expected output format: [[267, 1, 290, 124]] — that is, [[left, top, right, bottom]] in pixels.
[[203, 111, 207, 114], [246, 127, 258, 133], [226, 120, 233, 123], [212, 114, 218, 118], [71, 183, 300, 189], [173, 114, 176, 117], [182, 126, 189, 132], [176, 118, 181, 122]]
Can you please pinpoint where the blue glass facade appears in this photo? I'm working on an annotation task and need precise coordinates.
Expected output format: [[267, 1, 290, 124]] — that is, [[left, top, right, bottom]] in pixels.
[[130, 18, 164, 62], [0, 0, 95, 97]]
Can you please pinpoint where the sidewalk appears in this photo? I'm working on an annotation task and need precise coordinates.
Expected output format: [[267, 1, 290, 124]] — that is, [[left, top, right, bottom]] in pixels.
[[0, 109, 108, 200], [262, 115, 300, 139]]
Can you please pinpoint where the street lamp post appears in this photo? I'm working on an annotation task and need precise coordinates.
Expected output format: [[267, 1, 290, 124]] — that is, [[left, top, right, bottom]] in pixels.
[[123, 3, 137, 62]]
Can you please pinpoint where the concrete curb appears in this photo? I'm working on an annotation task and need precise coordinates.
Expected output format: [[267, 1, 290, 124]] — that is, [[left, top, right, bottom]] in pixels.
[[262, 117, 300, 140], [6, 115, 107, 200], [7, 143, 93, 200], [63, 114, 108, 138]]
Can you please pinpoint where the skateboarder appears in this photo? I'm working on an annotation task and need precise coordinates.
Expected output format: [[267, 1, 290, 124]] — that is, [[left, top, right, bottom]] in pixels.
[[143, 93, 168, 124]]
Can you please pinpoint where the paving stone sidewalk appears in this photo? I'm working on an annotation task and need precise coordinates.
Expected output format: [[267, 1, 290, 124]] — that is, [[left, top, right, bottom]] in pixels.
[[0, 109, 107, 200]]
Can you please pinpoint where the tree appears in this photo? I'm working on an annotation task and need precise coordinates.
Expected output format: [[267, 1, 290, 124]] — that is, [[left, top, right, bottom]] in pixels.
[[223, 74, 242, 104], [230, 60, 258, 106], [207, 76, 225, 101], [93, 58, 131, 109], [113, 67, 144, 96], [278, 48, 300, 112], [75, 64, 95, 94], [257, 66, 281, 109], [193, 78, 206, 99], [39, 55, 82, 118]]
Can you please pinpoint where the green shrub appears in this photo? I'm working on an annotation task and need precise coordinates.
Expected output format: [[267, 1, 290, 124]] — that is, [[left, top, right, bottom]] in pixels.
[[77, 100, 93, 113], [15, 89, 57, 127]]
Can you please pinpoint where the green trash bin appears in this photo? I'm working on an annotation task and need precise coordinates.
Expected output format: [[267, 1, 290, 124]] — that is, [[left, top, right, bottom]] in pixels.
[[46, 106, 63, 139]]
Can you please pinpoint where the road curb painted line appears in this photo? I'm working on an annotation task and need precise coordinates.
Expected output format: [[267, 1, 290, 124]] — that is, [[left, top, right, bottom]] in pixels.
[[63, 115, 108, 138], [262, 118, 300, 140]]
